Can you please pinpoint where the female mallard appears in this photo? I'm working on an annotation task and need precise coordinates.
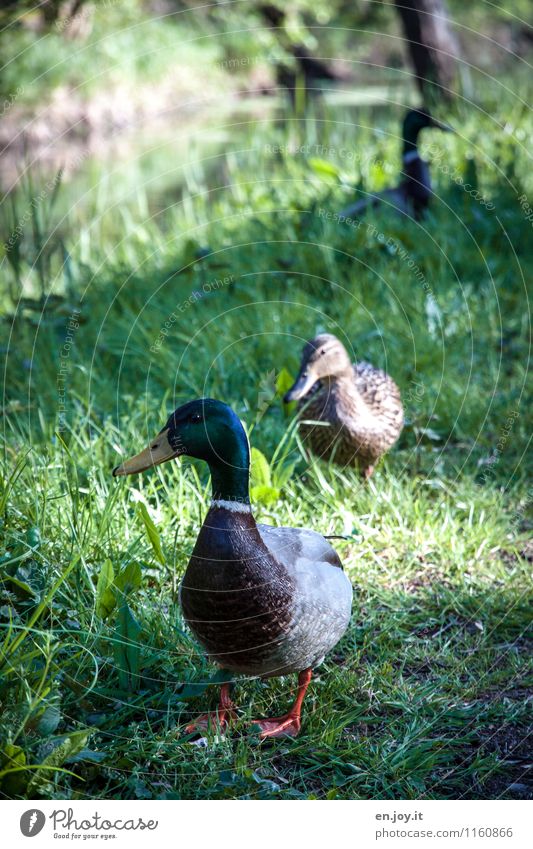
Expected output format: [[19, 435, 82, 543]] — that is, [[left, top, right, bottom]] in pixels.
[[340, 108, 451, 220], [113, 398, 352, 738], [284, 334, 404, 478]]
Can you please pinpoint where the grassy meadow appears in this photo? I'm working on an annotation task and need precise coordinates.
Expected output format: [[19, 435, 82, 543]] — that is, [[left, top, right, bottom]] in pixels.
[[0, 79, 532, 800]]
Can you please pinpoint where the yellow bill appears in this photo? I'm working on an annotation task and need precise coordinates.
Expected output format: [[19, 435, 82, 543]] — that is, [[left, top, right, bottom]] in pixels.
[[112, 428, 178, 476]]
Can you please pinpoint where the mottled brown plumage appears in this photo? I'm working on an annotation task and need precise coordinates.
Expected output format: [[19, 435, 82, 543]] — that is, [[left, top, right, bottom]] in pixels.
[[285, 334, 404, 477]]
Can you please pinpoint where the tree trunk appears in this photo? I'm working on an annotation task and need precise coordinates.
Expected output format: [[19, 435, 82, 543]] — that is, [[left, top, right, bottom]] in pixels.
[[394, 0, 460, 101]]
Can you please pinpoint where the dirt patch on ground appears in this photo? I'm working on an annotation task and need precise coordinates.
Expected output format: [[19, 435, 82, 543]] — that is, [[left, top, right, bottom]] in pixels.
[[478, 723, 533, 799]]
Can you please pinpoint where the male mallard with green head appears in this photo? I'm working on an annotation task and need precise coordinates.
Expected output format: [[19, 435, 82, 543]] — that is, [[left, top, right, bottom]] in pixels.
[[285, 334, 404, 478], [113, 398, 352, 738], [340, 108, 452, 220]]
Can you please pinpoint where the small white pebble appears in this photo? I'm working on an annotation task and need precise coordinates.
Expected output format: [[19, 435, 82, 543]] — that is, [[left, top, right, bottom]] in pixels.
[[189, 737, 208, 748], [188, 733, 226, 748]]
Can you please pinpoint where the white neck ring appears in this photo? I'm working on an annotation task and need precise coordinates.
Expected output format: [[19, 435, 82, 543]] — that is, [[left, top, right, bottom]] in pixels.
[[403, 150, 421, 165], [210, 498, 252, 513]]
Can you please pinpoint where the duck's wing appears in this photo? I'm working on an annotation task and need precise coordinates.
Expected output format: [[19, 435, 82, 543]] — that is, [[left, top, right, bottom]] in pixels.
[[257, 524, 352, 615], [257, 524, 353, 670], [257, 523, 344, 572], [353, 361, 403, 419], [339, 185, 410, 219]]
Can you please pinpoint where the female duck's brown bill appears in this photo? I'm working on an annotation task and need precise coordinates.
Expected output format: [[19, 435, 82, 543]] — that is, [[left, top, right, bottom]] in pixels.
[[284, 370, 318, 403]]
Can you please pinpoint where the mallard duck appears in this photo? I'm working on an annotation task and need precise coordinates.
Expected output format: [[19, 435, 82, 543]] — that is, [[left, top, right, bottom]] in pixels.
[[113, 398, 352, 739], [339, 108, 452, 221], [284, 334, 404, 478]]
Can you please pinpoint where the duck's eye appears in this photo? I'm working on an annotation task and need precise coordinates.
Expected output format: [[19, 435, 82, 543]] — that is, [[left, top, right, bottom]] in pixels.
[[320, 349, 326, 355], [189, 413, 203, 424], [151, 443, 159, 450]]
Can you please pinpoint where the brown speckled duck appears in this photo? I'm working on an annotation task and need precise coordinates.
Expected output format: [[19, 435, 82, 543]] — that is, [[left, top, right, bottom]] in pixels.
[[284, 334, 404, 478], [113, 398, 352, 739]]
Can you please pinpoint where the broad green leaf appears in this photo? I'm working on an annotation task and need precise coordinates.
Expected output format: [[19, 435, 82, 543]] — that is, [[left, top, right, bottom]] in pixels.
[[0, 743, 27, 795], [4, 575, 35, 597], [66, 749, 107, 764], [114, 600, 141, 692], [27, 730, 89, 795], [250, 484, 281, 507], [275, 367, 294, 398], [1, 743, 26, 769], [369, 159, 388, 189], [308, 157, 341, 181], [276, 367, 297, 416], [95, 559, 115, 618], [250, 447, 271, 488], [137, 502, 165, 565], [178, 681, 210, 700], [36, 704, 61, 736], [114, 562, 142, 599], [26, 527, 41, 549]]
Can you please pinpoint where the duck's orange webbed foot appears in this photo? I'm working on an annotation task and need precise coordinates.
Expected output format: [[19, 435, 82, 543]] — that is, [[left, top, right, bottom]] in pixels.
[[251, 713, 302, 738], [185, 683, 237, 735], [250, 668, 312, 740]]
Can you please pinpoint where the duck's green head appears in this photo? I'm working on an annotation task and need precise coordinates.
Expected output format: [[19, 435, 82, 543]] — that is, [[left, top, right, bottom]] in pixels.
[[113, 398, 250, 502], [284, 333, 352, 402], [403, 108, 452, 151]]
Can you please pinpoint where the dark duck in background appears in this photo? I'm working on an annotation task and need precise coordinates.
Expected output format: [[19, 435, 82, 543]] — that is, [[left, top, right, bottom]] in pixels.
[[113, 399, 353, 739], [340, 108, 452, 221]]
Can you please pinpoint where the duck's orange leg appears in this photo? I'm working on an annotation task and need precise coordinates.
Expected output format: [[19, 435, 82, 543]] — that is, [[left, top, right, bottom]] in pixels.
[[250, 668, 312, 739], [185, 683, 237, 735]]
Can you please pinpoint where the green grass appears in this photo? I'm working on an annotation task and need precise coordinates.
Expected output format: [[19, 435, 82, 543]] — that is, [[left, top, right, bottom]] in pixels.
[[0, 88, 532, 800]]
